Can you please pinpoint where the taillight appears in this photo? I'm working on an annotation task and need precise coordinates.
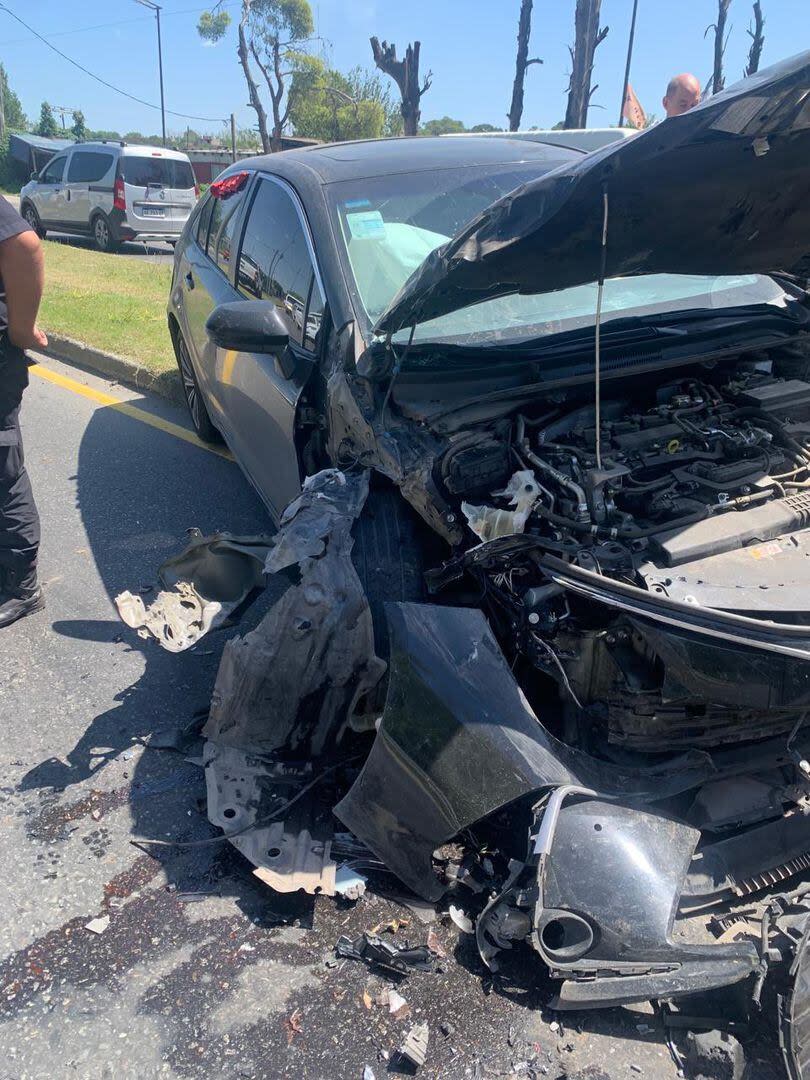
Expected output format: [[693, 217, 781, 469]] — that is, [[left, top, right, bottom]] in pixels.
[[210, 171, 250, 199], [113, 177, 126, 211]]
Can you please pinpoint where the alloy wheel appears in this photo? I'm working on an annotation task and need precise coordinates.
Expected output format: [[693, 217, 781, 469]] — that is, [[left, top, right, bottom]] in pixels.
[[177, 336, 202, 430], [94, 217, 110, 251]]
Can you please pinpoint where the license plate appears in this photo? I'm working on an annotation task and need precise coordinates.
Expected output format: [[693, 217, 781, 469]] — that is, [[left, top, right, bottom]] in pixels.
[[141, 206, 165, 218]]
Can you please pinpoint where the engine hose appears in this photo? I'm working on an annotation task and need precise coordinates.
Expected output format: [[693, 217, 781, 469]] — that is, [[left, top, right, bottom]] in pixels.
[[534, 487, 774, 540], [733, 407, 810, 464]]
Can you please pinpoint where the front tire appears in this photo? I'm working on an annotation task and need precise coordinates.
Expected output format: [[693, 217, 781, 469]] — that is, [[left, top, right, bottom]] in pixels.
[[92, 213, 119, 253], [22, 203, 46, 239], [173, 328, 221, 443]]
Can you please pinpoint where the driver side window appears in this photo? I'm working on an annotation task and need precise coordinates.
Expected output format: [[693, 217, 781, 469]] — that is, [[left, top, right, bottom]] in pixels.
[[236, 177, 323, 351], [41, 156, 66, 184]]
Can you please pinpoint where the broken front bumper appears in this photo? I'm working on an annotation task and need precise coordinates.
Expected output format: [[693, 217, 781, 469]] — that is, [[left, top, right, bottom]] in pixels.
[[335, 602, 804, 1007]]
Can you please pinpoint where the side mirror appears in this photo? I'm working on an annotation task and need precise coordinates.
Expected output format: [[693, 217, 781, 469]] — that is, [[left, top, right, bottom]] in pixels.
[[30, 171, 38, 181], [205, 300, 289, 355]]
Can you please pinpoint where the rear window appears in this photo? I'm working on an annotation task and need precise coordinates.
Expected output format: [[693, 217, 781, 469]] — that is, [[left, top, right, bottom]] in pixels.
[[67, 151, 114, 183], [121, 156, 195, 189]]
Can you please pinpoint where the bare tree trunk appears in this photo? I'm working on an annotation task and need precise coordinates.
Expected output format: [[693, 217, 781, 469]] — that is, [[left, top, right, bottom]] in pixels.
[[745, 1, 764, 75], [508, 0, 542, 132], [237, 20, 270, 152], [564, 0, 608, 129], [370, 37, 433, 136], [712, 0, 732, 94]]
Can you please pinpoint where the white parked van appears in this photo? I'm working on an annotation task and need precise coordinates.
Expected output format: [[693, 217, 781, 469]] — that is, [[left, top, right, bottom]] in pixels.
[[20, 142, 198, 252]]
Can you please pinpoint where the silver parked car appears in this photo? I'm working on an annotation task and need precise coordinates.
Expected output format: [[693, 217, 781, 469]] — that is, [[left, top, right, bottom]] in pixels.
[[20, 141, 198, 252]]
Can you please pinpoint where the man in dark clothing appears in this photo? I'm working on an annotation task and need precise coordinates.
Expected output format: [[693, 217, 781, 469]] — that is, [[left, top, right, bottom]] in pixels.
[[0, 195, 47, 628]]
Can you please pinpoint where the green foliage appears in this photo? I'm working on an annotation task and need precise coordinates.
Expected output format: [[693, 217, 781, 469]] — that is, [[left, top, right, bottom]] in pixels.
[[288, 58, 387, 142], [471, 123, 503, 133], [250, 0, 313, 47], [36, 101, 58, 139], [0, 133, 27, 192], [71, 111, 88, 141], [197, 9, 231, 42], [420, 116, 467, 136], [0, 66, 26, 131], [87, 128, 122, 142], [344, 67, 401, 136]]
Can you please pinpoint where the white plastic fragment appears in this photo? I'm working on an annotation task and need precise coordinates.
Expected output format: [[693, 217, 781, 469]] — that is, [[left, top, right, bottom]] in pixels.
[[448, 904, 474, 934], [334, 863, 368, 901], [363, 1068, 376, 1080], [84, 916, 110, 935], [461, 469, 542, 541], [399, 1021, 429, 1069], [388, 989, 409, 1016]]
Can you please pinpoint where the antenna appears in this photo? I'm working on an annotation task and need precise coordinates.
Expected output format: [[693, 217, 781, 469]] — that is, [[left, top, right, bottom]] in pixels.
[[594, 183, 609, 471]]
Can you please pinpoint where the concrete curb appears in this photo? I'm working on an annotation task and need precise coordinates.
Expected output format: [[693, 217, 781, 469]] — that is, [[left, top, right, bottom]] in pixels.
[[42, 332, 184, 406]]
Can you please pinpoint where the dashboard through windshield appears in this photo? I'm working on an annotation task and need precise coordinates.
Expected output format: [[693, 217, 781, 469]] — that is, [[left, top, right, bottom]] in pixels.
[[328, 164, 789, 347]]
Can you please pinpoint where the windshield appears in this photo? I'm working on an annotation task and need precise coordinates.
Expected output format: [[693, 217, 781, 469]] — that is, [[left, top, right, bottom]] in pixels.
[[328, 165, 788, 347], [121, 156, 195, 190]]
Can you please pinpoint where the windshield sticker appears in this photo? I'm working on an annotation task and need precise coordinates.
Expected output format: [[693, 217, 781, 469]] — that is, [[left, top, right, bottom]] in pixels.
[[344, 198, 371, 209], [347, 210, 386, 240]]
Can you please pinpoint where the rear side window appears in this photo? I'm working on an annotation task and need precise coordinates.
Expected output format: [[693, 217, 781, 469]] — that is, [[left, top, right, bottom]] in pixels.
[[214, 189, 247, 274], [67, 151, 114, 183], [236, 178, 320, 348], [41, 155, 66, 183], [196, 196, 215, 247], [121, 156, 195, 189]]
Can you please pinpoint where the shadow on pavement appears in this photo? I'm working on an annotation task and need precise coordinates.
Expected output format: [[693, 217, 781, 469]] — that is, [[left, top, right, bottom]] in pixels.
[[18, 391, 273, 814]]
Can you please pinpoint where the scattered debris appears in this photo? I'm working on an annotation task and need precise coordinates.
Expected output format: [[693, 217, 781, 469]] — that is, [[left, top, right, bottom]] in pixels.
[[363, 1068, 376, 1080], [283, 1007, 303, 1045], [388, 989, 410, 1019], [362, 989, 373, 1010], [335, 863, 368, 901], [448, 904, 474, 934], [335, 932, 435, 976], [399, 1021, 429, 1070], [426, 927, 446, 958], [440, 1021, 456, 1039], [115, 530, 270, 653], [684, 1029, 745, 1080], [369, 917, 408, 935], [84, 915, 110, 935]]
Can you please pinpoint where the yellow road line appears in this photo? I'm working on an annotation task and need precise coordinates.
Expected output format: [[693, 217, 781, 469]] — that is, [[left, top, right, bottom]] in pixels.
[[29, 363, 234, 462]]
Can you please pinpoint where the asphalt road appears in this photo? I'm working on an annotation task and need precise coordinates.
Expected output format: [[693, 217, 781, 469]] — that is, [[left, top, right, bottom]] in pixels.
[[0, 356, 781, 1079]]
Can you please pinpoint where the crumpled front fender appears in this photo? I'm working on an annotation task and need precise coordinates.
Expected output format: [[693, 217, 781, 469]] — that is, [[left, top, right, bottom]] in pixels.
[[335, 603, 715, 900]]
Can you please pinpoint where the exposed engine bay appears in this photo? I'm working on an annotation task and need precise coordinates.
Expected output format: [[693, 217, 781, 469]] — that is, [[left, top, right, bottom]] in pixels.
[[425, 365, 810, 758]]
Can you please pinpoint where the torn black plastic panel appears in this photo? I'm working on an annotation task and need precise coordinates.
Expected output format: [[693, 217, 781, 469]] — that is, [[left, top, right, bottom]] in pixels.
[[334, 602, 715, 901], [375, 51, 810, 336], [204, 468, 386, 757]]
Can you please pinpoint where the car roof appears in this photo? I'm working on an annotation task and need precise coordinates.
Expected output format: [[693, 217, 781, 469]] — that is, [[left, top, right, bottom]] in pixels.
[[237, 134, 583, 183], [73, 141, 192, 161]]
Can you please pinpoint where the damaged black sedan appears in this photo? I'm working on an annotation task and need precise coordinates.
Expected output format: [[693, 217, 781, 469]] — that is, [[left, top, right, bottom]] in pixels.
[[142, 51, 810, 1075]]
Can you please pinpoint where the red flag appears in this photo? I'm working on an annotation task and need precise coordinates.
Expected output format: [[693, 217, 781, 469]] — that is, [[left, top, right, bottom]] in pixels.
[[622, 83, 647, 129]]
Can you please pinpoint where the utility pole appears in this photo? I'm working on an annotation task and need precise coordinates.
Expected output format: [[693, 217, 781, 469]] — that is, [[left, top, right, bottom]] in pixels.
[[230, 113, 237, 163], [135, 0, 166, 146], [618, 0, 640, 127]]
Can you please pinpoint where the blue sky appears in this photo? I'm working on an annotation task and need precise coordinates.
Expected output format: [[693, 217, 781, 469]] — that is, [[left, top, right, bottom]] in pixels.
[[0, 0, 806, 138]]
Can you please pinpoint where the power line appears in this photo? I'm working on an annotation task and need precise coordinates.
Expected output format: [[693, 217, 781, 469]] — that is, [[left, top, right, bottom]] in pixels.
[[0, 2, 228, 124], [0, 2, 239, 47]]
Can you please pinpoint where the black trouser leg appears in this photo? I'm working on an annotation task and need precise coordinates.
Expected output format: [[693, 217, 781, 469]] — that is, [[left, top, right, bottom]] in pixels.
[[0, 406, 40, 585]]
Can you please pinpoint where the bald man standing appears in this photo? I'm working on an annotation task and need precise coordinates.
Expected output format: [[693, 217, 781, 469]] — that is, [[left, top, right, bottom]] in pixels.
[[663, 74, 701, 117]]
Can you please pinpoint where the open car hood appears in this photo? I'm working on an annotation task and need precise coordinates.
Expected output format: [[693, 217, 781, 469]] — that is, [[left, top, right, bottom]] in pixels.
[[374, 51, 810, 337]]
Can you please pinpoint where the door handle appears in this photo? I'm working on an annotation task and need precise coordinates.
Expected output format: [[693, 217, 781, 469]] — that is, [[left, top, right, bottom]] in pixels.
[[184, 272, 195, 290], [66, 189, 71, 201]]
